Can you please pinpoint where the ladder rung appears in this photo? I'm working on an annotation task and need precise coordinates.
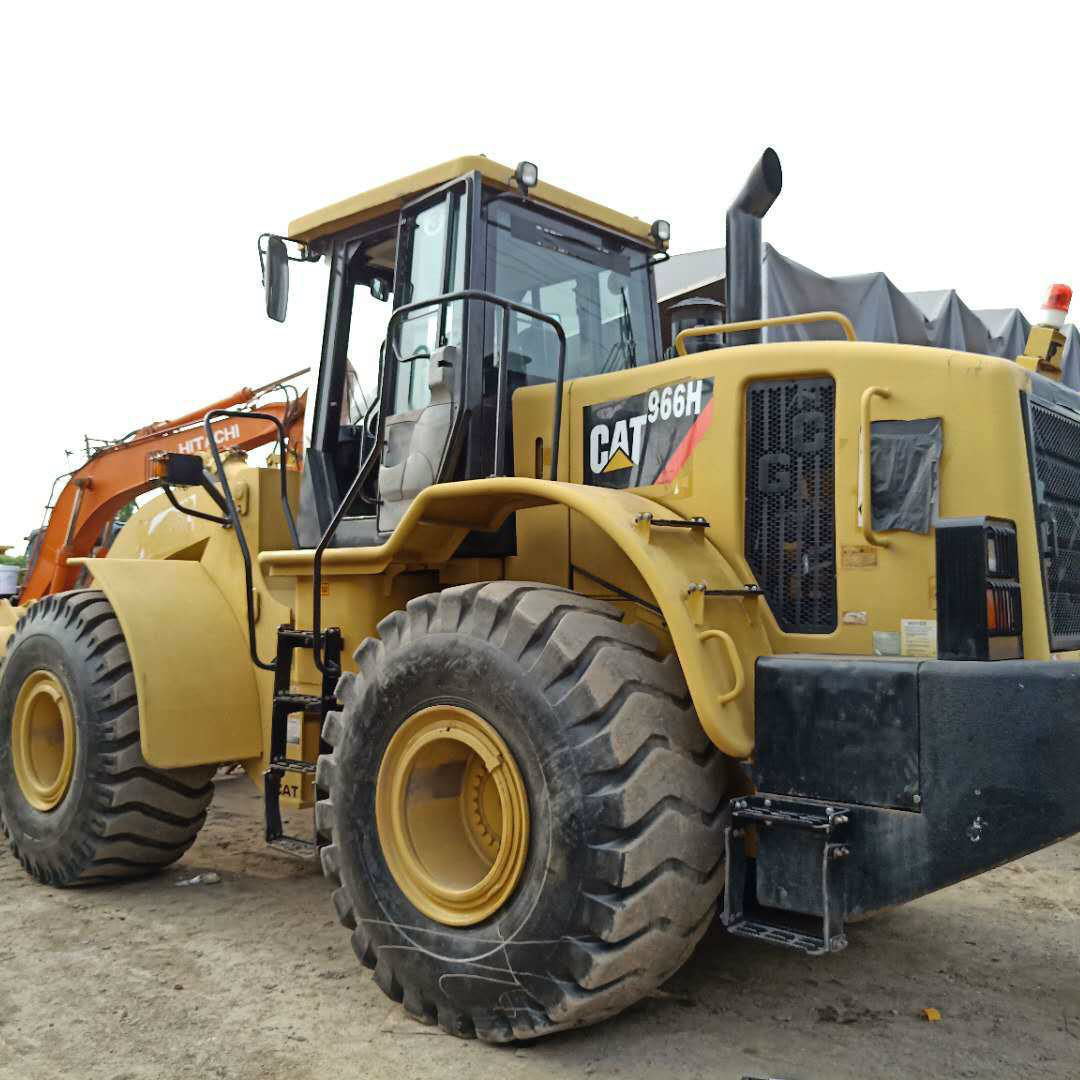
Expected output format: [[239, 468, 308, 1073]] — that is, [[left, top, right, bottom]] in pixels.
[[267, 835, 318, 860], [275, 694, 322, 710], [270, 757, 317, 775]]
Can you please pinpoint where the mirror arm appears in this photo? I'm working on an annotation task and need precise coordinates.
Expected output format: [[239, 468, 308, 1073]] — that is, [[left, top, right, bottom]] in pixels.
[[257, 232, 320, 283]]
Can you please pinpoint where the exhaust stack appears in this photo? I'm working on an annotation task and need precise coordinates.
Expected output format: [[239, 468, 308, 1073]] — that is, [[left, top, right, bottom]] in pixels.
[[725, 148, 783, 346]]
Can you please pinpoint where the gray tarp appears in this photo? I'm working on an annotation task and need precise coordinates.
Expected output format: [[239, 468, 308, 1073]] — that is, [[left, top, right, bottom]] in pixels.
[[654, 245, 1080, 387]]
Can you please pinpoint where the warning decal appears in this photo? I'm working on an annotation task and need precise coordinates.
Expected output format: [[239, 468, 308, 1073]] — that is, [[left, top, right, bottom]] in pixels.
[[583, 377, 715, 489]]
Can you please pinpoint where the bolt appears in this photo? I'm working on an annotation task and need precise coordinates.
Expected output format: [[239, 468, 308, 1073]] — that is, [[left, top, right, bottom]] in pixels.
[[835, 815, 849, 825], [763, 798, 772, 808]]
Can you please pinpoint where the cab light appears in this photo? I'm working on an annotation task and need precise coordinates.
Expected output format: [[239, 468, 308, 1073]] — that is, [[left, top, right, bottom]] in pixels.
[[514, 161, 538, 192]]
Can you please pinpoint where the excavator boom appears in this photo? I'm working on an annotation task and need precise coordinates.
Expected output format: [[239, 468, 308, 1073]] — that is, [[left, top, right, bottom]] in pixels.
[[17, 373, 307, 604]]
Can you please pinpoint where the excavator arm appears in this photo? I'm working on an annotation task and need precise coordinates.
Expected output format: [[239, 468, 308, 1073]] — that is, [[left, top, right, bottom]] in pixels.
[[17, 371, 307, 605]]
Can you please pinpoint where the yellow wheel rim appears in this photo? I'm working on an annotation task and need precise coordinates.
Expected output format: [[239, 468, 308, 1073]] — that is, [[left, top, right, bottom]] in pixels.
[[375, 705, 529, 927], [12, 670, 76, 812]]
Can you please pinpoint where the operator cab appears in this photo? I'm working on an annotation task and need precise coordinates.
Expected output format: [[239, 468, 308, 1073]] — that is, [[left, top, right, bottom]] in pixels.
[[262, 157, 669, 550]]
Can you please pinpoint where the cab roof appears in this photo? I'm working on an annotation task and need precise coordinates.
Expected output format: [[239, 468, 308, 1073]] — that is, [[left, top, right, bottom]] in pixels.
[[287, 155, 659, 247]]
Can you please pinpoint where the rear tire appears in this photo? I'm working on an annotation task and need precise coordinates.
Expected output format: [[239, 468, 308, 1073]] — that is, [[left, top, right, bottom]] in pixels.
[[317, 582, 726, 1042], [0, 590, 214, 885]]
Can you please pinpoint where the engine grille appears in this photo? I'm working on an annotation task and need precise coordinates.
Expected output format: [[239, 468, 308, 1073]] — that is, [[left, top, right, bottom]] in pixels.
[[745, 377, 837, 633], [1029, 399, 1080, 647]]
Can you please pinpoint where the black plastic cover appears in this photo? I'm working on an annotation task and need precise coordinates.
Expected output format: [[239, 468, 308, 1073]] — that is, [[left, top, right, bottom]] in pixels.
[[870, 418, 942, 534], [755, 656, 919, 810]]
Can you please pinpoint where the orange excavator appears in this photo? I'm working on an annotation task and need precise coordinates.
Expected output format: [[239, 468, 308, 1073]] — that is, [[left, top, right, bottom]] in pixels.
[[16, 370, 308, 605]]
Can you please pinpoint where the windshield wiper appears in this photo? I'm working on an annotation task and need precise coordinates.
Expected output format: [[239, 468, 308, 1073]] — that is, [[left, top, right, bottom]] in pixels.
[[619, 285, 637, 368], [598, 288, 638, 375]]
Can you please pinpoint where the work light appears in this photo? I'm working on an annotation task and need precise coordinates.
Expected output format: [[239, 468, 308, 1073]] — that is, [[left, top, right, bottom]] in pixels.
[[651, 219, 671, 245], [514, 161, 538, 191]]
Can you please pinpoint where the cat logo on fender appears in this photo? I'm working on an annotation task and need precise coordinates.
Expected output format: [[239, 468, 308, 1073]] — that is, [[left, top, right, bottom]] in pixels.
[[584, 377, 715, 489]]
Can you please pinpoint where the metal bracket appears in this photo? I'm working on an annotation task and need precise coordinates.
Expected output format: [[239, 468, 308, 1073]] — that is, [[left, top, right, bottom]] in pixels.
[[633, 512, 709, 541], [722, 795, 851, 956], [685, 581, 763, 624]]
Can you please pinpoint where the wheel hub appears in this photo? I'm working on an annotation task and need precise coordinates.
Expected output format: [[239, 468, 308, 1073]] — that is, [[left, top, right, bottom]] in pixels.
[[375, 705, 529, 926], [12, 670, 76, 811]]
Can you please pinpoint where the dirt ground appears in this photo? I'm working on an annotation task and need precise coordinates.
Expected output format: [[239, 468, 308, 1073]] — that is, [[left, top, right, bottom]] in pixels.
[[2, 774, 1078, 1080]]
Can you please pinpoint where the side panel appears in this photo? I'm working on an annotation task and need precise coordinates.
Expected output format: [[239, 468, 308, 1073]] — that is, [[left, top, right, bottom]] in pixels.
[[79, 558, 262, 768], [548, 341, 1047, 660]]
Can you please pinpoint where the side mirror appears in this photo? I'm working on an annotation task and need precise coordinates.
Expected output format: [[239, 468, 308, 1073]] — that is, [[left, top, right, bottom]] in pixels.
[[264, 236, 290, 323], [370, 277, 390, 303]]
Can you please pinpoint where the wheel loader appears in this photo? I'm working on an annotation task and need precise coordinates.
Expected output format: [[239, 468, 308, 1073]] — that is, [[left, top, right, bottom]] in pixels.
[[4, 149, 1080, 1043]]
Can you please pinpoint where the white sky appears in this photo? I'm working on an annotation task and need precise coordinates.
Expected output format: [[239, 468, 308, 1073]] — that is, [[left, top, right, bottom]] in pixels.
[[3, 2, 1078, 553]]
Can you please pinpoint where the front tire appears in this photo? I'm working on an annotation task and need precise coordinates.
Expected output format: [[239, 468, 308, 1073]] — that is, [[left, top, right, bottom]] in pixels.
[[0, 590, 215, 885], [317, 582, 726, 1042]]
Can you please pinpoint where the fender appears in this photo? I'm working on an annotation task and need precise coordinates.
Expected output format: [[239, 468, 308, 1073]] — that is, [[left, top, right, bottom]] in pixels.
[[261, 478, 772, 758], [70, 557, 262, 768]]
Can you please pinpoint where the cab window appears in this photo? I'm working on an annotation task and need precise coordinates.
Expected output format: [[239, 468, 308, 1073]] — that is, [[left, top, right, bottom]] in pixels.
[[485, 200, 656, 384]]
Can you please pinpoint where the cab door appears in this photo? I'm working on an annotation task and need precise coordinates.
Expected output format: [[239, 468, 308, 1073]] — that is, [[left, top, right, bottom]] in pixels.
[[376, 178, 472, 533]]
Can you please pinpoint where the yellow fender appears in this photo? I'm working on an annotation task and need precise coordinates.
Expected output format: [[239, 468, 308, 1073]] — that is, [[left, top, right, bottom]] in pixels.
[[262, 478, 771, 759], [71, 558, 262, 769]]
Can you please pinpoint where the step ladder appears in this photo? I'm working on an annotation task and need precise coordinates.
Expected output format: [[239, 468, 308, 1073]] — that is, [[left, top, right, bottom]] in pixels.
[[722, 795, 851, 956], [263, 625, 343, 858]]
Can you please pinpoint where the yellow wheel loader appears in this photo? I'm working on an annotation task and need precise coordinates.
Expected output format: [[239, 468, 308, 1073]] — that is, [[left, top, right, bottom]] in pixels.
[[4, 150, 1080, 1042]]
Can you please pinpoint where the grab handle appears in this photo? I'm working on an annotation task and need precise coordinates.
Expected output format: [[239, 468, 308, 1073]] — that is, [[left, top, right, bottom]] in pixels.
[[699, 628, 745, 705], [859, 386, 892, 548]]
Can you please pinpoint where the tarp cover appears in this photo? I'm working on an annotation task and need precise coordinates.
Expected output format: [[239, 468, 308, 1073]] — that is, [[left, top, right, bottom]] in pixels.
[[871, 419, 942, 533], [654, 245, 1080, 388]]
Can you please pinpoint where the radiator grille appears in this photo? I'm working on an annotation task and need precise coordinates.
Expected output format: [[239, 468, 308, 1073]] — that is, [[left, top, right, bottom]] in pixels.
[[745, 378, 837, 633], [1029, 400, 1080, 646]]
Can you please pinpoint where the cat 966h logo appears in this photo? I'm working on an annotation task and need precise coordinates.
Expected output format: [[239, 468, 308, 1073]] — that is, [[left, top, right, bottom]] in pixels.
[[584, 377, 715, 489]]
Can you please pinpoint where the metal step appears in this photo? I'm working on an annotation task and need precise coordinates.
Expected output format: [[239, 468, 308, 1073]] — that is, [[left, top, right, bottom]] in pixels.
[[266, 834, 318, 860], [722, 794, 852, 957], [269, 756, 317, 776], [274, 693, 322, 712], [726, 917, 847, 956]]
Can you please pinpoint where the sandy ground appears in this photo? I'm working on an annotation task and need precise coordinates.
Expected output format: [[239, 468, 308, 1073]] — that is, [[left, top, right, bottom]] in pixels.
[[1, 773, 1078, 1080]]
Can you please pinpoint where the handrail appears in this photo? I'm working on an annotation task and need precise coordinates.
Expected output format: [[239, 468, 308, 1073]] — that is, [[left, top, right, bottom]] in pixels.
[[384, 289, 568, 481], [674, 310, 857, 356], [203, 408, 299, 671], [859, 386, 892, 549]]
